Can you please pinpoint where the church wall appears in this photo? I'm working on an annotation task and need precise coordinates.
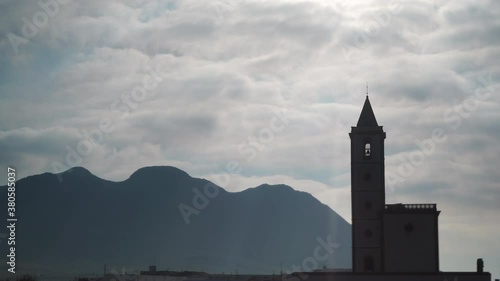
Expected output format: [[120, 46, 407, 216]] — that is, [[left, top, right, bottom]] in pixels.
[[353, 248, 382, 272], [383, 212, 439, 272], [351, 164, 384, 191], [353, 219, 382, 248], [352, 191, 383, 220]]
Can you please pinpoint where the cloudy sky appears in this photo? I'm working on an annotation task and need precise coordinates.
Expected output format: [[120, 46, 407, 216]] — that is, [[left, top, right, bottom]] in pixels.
[[1, 0, 499, 277]]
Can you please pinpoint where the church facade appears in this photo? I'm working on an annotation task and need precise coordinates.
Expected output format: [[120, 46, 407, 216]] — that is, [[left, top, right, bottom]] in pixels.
[[291, 96, 492, 281], [350, 96, 439, 273]]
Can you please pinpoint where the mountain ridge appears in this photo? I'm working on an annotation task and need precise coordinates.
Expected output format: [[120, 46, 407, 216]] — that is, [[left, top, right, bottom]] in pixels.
[[0, 165, 351, 276]]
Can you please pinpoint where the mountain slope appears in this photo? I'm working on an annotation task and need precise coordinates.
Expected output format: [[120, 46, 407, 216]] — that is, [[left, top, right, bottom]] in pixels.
[[0, 166, 351, 275]]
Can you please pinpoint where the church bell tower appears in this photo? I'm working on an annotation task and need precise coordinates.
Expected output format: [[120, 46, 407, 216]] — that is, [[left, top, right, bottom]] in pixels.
[[349, 96, 386, 272]]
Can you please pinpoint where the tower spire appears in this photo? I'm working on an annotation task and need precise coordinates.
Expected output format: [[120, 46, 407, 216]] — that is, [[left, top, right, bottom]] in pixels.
[[357, 95, 378, 127], [366, 83, 368, 97]]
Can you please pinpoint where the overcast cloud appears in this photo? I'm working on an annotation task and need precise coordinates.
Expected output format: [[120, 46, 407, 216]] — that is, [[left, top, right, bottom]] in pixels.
[[0, 0, 499, 277]]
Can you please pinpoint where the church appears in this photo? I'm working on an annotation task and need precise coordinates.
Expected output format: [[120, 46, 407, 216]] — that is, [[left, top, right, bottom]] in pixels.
[[350, 95, 439, 272], [292, 96, 492, 281]]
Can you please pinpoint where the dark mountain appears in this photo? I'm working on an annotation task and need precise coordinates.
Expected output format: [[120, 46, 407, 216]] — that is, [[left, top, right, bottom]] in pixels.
[[0, 166, 351, 275]]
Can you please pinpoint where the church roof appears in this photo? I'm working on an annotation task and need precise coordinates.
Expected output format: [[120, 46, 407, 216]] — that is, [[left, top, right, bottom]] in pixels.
[[356, 96, 379, 127]]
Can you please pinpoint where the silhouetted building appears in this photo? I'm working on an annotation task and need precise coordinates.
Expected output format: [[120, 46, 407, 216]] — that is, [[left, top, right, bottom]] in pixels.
[[350, 96, 439, 273], [290, 95, 492, 281]]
